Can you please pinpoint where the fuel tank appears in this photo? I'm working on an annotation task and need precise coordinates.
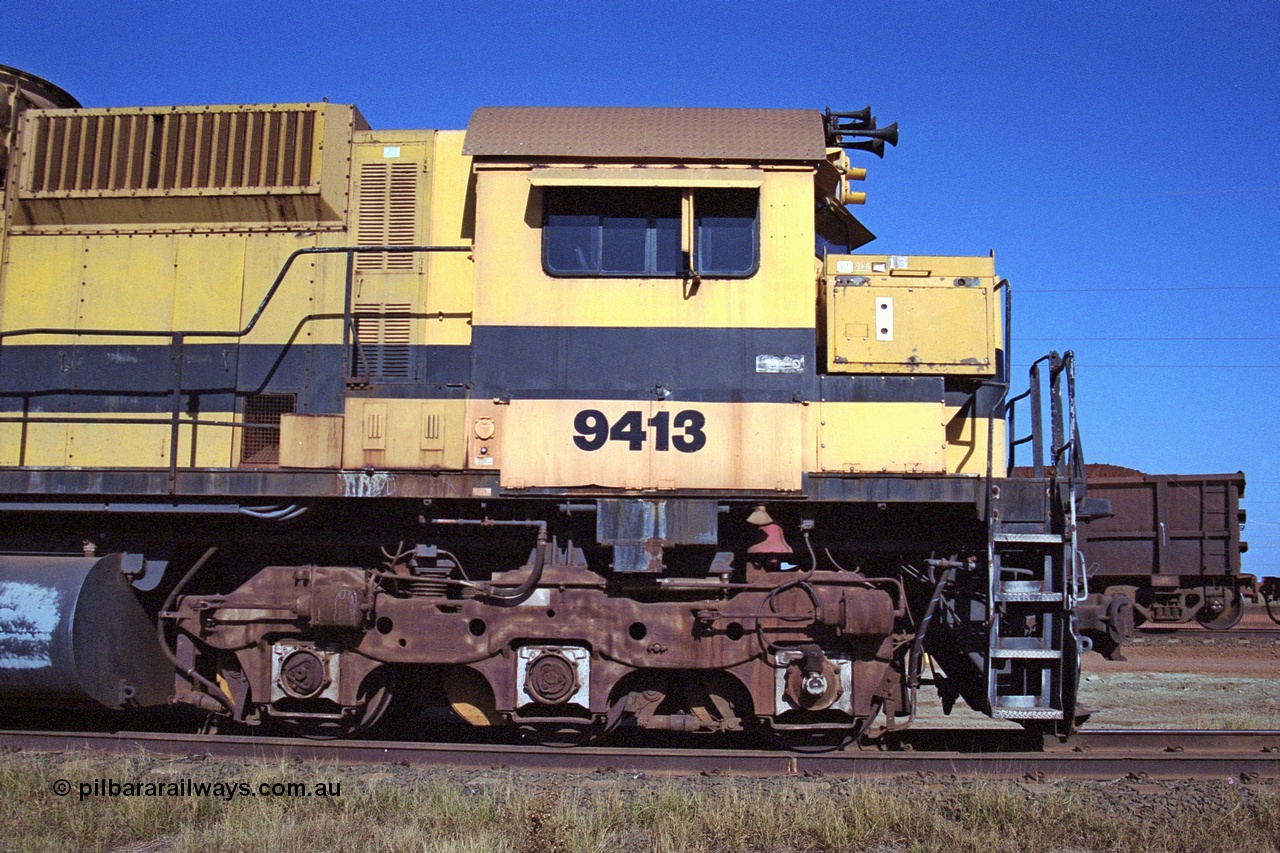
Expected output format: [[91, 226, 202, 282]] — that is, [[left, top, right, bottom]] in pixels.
[[0, 553, 172, 708]]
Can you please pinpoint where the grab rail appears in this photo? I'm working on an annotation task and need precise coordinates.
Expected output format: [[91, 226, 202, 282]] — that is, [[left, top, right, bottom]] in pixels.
[[1005, 350, 1082, 482]]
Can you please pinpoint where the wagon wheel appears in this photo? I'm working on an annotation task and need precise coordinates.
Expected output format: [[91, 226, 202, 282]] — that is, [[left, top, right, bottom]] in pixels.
[[1196, 587, 1245, 630], [1261, 579, 1280, 625]]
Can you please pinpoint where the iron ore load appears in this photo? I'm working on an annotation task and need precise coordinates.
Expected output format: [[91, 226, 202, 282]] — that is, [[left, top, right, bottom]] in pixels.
[[0, 66, 1142, 742]]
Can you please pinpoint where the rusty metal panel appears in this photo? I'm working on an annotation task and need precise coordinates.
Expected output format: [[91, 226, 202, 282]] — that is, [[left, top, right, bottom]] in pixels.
[[1082, 472, 1246, 579], [0, 467, 499, 500], [463, 107, 825, 162], [596, 499, 719, 546], [279, 414, 344, 469]]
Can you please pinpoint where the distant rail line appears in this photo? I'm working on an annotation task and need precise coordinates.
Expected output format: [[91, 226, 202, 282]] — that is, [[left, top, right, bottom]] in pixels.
[[1135, 626, 1280, 641]]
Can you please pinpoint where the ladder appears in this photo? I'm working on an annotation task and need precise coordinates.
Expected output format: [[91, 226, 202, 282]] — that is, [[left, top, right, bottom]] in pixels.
[[987, 521, 1080, 725], [989, 352, 1087, 731]]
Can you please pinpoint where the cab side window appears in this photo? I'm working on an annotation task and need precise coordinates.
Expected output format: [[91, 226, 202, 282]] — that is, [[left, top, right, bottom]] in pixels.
[[544, 187, 680, 276], [543, 186, 758, 278], [695, 189, 758, 276]]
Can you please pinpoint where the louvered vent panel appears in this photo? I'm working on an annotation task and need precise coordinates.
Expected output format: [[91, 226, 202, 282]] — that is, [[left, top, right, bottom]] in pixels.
[[352, 302, 414, 382], [355, 163, 389, 270], [355, 161, 418, 272], [23, 107, 318, 194], [386, 163, 418, 269]]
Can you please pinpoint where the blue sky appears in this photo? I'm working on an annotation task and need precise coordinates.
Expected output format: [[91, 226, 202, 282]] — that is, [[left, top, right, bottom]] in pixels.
[[7, 0, 1279, 579]]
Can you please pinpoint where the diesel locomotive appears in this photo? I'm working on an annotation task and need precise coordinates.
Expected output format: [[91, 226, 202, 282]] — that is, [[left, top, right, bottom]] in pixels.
[[0, 65, 1125, 742]]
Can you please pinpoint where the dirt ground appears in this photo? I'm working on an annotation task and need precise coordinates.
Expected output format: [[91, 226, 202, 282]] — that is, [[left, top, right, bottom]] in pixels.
[[1078, 635, 1280, 729], [915, 606, 1280, 730]]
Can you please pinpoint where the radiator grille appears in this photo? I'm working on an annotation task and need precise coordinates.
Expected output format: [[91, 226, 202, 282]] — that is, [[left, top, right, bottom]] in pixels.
[[352, 303, 414, 382], [240, 393, 297, 465], [22, 107, 318, 194], [355, 161, 418, 271]]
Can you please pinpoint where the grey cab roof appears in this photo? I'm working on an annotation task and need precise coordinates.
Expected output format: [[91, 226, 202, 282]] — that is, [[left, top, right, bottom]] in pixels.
[[462, 107, 826, 162]]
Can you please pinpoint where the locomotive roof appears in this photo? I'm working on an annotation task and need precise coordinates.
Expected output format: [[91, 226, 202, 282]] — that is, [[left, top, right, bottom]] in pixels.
[[462, 106, 826, 162]]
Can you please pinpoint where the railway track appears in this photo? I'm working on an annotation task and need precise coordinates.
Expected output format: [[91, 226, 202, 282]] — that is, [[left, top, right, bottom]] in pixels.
[[1135, 627, 1280, 641], [2, 728, 1276, 781]]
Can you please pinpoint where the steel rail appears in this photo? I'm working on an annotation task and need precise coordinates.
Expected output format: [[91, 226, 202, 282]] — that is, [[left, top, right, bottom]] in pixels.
[[1, 729, 1276, 781], [1134, 627, 1280, 640]]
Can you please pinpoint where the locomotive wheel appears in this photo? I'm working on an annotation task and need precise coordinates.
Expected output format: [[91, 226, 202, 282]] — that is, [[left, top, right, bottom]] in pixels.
[[293, 718, 359, 741], [283, 672, 395, 740], [518, 723, 604, 747], [443, 667, 503, 727], [1267, 589, 1280, 625], [1196, 588, 1245, 630], [766, 729, 856, 752]]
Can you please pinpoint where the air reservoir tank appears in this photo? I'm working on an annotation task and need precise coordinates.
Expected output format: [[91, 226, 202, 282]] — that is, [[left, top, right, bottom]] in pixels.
[[0, 553, 172, 708]]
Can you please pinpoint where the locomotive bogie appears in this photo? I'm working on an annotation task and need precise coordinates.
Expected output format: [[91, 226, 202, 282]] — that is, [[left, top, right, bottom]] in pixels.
[[163, 532, 907, 737]]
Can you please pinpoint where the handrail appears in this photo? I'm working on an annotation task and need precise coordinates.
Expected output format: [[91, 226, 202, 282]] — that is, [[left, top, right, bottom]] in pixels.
[[983, 278, 1011, 525], [1004, 351, 1085, 478], [0, 244, 472, 490], [1004, 353, 1054, 477], [1004, 349, 1088, 565], [0, 245, 470, 344]]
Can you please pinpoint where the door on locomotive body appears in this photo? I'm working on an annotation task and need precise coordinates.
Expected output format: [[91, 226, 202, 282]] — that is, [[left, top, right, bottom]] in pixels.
[[322, 130, 476, 473], [467, 163, 819, 494]]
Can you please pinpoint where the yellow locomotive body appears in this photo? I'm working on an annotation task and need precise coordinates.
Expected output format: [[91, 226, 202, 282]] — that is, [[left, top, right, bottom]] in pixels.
[[0, 68, 1107, 741], [0, 101, 1002, 486]]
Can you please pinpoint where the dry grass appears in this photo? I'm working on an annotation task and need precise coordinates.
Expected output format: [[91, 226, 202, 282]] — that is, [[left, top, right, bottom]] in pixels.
[[0, 750, 1276, 853]]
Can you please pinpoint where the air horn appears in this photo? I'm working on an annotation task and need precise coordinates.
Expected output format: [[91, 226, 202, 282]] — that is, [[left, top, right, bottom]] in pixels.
[[824, 106, 899, 158]]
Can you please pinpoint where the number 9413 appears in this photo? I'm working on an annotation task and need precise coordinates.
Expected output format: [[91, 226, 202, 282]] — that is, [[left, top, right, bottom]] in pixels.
[[573, 409, 706, 453]]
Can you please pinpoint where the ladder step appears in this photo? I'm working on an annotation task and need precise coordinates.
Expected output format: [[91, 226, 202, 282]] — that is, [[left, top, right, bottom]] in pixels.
[[994, 580, 1064, 603], [991, 636, 1062, 659], [993, 591, 1065, 603], [992, 708, 1064, 720], [994, 533, 1064, 544], [992, 695, 1063, 720], [991, 648, 1062, 659]]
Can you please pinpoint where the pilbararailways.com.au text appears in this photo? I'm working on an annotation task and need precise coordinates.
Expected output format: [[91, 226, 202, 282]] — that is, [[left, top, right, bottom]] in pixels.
[[52, 778, 342, 802]]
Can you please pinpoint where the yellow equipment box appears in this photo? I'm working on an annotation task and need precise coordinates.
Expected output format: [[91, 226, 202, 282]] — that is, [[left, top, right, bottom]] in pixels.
[[824, 254, 998, 375]]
